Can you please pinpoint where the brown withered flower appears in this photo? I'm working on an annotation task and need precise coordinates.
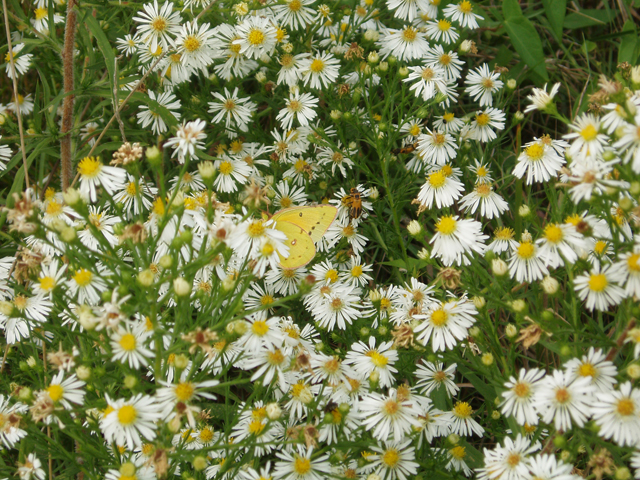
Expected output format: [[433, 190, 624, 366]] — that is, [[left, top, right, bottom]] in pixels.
[[111, 142, 143, 166]]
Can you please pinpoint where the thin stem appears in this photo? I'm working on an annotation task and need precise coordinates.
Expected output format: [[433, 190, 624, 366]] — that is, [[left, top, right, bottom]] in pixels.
[[61, 0, 79, 191], [2, 0, 30, 191]]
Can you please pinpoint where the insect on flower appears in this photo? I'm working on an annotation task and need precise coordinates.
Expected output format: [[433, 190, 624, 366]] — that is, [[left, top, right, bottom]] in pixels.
[[342, 187, 363, 220]]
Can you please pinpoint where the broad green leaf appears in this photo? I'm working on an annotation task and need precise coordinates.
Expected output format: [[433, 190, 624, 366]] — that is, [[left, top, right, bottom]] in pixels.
[[458, 365, 497, 402], [501, 0, 523, 20], [503, 16, 549, 81], [563, 8, 618, 29], [618, 20, 639, 64], [542, 0, 566, 40], [85, 13, 116, 93]]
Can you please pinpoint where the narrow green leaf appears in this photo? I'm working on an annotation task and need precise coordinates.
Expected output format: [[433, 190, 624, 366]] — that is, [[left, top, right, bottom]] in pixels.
[[618, 20, 639, 64], [84, 13, 116, 91], [542, 0, 566, 40], [503, 17, 549, 81], [563, 8, 618, 29]]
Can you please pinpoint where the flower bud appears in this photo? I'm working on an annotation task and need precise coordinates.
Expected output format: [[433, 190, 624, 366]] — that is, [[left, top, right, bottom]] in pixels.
[[174, 354, 189, 369], [469, 326, 480, 337], [145, 146, 162, 167], [255, 71, 267, 83], [471, 296, 485, 309], [159, 255, 172, 269], [511, 299, 527, 313], [407, 220, 422, 236], [398, 66, 409, 78], [507, 79, 517, 89], [137, 269, 155, 287], [76, 366, 91, 381], [491, 410, 501, 420], [330, 110, 342, 121], [59, 226, 77, 243], [541, 275, 559, 294], [266, 402, 282, 420], [198, 161, 216, 182], [627, 363, 640, 379], [481, 353, 494, 366], [505, 324, 518, 338], [417, 248, 430, 260], [364, 29, 379, 42], [368, 51, 379, 64], [491, 258, 508, 276], [120, 463, 136, 478], [173, 277, 191, 297], [518, 205, 531, 217], [124, 375, 137, 389], [193, 456, 208, 472], [62, 187, 81, 207]]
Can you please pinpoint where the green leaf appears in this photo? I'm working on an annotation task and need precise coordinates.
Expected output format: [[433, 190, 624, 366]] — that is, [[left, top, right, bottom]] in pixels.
[[84, 13, 116, 92], [502, 16, 549, 81], [618, 20, 639, 64], [458, 365, 497, 402], [129, 91, 180, 131], [542, 0, 566, 40], [563, 8, 618, 29]]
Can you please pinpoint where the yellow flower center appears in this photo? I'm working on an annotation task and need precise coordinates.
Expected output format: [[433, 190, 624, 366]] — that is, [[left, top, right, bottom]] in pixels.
[[517, 242, 535, 260], [367, 350, 389, 367], [151, 17, 167, 33], [309, 58, 325, 73], [513, 381, 530, 398], [588, 273, 608, 292], [617, 398, 635, 416], [200, 427, 214, 442], [475, 113, 490, 126], [39, 276, 56, 292], [77, 156, 102, 178], [247, 220, 265, 238], [431, 308, 448, 326], [436, 216, 457, 235], [555, 387, 570, 404], [440, 53, 451, 65], [118, 405, 137, 425], [580, 124, 597, 141], [247, 28, 265, 46], [174, 382, 195, 402], [627, 253, 640, 272], [437, 19, 452, 31], [476, 183, 491, 197], [219, 161, 233, 175], [459, 0, 473, 13], [35, 7, 47, 20], [578, 363, 596, 377], [594, 241, 608, 255], [252, 320, 269, 336], [383, 399, 399, 415], [47, 384, 64, 402], [249, 419, 265, 434], [382, 449, 400, 467], [543, 224, 563, 243], [351, 265, 363, 277], [450, 445, 466, 459], [325, 269, 339, 283], [495, 226, 514, 240], [288, 0, 302, 11], [428, 170, 446, 188], [525, 143, 544, 160], [183, 35, 201, 52], [453, 401, 472, 418], [443, 112, 455, 122], [293, 457, 311, 475], [73, 269, 93, 286], [119, 333, 137, 352], [402, 26, 417, 41], [267, 349, 285, 365]]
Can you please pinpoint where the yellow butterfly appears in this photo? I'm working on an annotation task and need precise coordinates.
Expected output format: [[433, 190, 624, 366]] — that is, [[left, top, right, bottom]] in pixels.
[[271, 205, 338, 269]]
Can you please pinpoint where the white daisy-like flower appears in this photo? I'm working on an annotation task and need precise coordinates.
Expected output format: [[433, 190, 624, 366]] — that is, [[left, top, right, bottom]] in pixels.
[[527, 454, 581, 480], [416, 128, 457, 165], [414, 297, 477, 352], [404, 64, 451, 101], [276, 91, 318, 130], [536, 222, 585, 268], [100, 394, 162, 450], [415, 360, 459, 397], [574, 264, 626, 311], [4, 43, 33, 79], [564, 114, 608, 161], [344, 336, 399, 388], [465, 64, 503, 107], [433, 111, 465, 133], [476, 434, 539, 480], [370, 439, 420, 480], [360, 386, 423, 442], [459, 183, 509, 219], [591, 382, 640, 447], [299, 51, 340, 89], [76, 156, 127, 203], [164, 119, 207, 163], [271, 0, 316, 30], [45, 371, 86, 410], [488, 226, 518, 254], [175, 20, 214, 71], [277, 52, 309, 86], [443, 0, 483, 29], [137, 90, 181, 135], [430, 215, 487, 266], [500, 368, 545, 426], [273, 445, 332, 480], [508, 240, 549, 284], [534, 369, 596, 431], [386, 0, 431, 21], [416, 167, 464, 209], [425, 18, 459, 43], [565, 347, 617, 394], [213, 155, 252, 193], [425, 45, 465, 81], [0, 394, 28, 449], [468, 107, 506, 142], [614, 112, 640, 173], [110, 321, 155, 369], [514, 136, 567, 184], [233, 16, 278, 60], [440, 401, 485, 436], [611, 250, 640, 298], [208, 87, 256, 134], [133, 0, 182, 52], [524, 82, 561, 113], [378, 26, 430, 61]]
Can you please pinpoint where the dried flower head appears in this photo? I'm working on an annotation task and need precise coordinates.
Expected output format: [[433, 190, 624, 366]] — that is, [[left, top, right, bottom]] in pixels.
[[111, 142, 143, 166]]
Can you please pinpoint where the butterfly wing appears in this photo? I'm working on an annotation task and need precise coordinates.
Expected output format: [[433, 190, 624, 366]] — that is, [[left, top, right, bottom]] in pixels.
[[275, 220, 316, 269], [271, 205, 338, 243]]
